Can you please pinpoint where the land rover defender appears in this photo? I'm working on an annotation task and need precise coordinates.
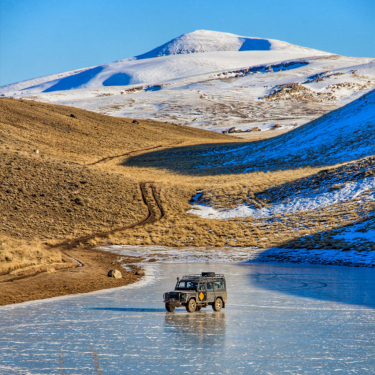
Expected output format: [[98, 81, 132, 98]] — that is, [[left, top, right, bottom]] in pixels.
[[163, 272, 227, 313]]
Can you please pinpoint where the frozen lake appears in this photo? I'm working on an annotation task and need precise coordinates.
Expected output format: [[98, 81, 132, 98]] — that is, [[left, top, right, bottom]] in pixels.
[[1, 262, 375, 374]]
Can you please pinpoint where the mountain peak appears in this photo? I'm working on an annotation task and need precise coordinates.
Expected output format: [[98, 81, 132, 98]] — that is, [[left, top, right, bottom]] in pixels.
[[136, 30, 291, 60]]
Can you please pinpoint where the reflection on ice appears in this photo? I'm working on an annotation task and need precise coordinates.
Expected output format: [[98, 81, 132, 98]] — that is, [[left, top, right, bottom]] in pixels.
[[164, 312, 226, 346], [92, 307, 165, 312]]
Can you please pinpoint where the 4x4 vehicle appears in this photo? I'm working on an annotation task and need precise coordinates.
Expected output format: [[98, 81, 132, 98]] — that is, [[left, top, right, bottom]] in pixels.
[[163, 272, 227, 313]]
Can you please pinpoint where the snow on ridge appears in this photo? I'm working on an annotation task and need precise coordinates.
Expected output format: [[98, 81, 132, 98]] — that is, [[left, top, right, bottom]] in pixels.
[[135, 30, 308, 59]]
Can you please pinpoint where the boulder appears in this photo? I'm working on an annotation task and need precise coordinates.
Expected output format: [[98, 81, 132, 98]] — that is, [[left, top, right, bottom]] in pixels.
[[74, 196, 85, 206], [135, 269, 145, 276], [108, 269, 122, 279], [228, 127, 236, 133]]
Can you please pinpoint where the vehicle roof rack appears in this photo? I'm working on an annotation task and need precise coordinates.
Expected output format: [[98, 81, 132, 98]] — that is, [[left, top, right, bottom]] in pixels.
[[180, 274, 225, 280]]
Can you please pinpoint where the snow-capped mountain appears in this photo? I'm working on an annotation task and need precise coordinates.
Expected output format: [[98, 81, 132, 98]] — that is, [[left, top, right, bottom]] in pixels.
[[1, 30, 374, 132], [135, 29, 315, 58], [1, 30, 328, 93]]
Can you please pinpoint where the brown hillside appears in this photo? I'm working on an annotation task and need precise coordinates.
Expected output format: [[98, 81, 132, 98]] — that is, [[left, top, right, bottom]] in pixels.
[[0, 97, 232, 164], [0, 97, 240, 304]]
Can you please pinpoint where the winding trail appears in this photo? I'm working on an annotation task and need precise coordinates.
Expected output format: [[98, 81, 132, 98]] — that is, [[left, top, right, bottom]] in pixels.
[[86, 146, 165, 166], [1, 182, 164, 284], [55, 182, 164, 249]]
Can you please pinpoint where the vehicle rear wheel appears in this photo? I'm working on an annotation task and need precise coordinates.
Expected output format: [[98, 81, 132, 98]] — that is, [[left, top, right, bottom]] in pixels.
[[165, 303, 175, 312], [186, 299, 196, 313], [213, 298, 222, 312], [195, 305, 202, 312]]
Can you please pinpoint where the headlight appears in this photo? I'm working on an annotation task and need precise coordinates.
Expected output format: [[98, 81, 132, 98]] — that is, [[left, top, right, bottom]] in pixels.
[[180, 293, 186, 299]]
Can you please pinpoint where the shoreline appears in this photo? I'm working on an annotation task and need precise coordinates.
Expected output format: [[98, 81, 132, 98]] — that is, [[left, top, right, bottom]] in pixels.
[[0, 247, 143, 306], [99, 244, 375, 268], [1, 245, 373, 307]]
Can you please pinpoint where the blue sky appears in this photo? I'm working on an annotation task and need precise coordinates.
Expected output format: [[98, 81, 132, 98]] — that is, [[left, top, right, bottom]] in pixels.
[[1, 0, 374, 86]]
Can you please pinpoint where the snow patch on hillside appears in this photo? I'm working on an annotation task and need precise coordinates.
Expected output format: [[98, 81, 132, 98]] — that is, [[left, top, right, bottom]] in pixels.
[[188, 177, 375, 219], [334, 222, 375, 242]]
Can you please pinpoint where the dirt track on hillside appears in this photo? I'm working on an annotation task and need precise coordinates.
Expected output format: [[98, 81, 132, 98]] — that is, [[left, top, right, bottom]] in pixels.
[[55, 182, 164, 249]]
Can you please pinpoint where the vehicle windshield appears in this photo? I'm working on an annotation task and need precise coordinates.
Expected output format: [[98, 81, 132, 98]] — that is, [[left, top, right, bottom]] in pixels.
[[175, 280, 197, 290]]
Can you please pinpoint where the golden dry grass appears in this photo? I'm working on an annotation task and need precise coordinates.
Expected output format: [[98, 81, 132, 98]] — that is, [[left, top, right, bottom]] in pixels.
[[0, 236, 66, 275]]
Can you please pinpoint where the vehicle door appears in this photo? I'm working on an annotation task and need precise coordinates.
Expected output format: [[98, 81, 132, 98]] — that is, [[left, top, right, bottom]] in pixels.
[[214, 280, 226, 300], [206, 282, 215, 303], [197, 283, 207, 303]]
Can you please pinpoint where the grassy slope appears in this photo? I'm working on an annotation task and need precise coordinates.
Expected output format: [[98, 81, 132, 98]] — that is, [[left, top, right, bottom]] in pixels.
[[0, 97, 238, 273], [1, 96, 373, 278]]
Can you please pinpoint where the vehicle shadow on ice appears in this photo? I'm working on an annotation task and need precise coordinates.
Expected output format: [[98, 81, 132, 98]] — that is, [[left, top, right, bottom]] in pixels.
[[91, 307, 166, 313], [163, 312, 226, 345]]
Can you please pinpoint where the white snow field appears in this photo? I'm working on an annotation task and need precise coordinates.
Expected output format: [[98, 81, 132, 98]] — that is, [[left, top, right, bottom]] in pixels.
[[1, 30, 374, 131], [1, 262, 375, 375]]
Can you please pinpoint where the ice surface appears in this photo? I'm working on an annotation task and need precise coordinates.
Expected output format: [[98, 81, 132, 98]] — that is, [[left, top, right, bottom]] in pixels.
[[1, 262, 375, 374]]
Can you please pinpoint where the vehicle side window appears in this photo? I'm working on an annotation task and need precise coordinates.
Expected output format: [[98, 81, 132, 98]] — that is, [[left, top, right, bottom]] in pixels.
[[187, 281, 196, 289], [214, 281, 225, 290], [198, 284, 205, 291], [207, 282, 213, 290]]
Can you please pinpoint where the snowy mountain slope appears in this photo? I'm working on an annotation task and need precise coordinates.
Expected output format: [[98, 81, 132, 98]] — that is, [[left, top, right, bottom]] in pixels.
[[24, 55, 373, 133], [1, 30, 374, 133], [182, 88, 375, 172], [0, 30, 327, 94]]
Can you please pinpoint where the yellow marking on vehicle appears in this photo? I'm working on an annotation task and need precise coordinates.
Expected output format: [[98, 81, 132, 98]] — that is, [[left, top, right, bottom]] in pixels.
[[199, 292, 204, 300]]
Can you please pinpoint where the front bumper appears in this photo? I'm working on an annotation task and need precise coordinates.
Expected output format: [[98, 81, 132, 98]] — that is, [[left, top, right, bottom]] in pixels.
[[163, 292, 188, 306]]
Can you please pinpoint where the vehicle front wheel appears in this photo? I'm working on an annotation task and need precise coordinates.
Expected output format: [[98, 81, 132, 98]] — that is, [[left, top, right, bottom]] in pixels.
[[165, 303, 175, 312], [213, 298, 222, 312], [186, 299, 196, 313]]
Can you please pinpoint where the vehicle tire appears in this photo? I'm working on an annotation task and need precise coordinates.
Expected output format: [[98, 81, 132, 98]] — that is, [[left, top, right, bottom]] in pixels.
[[195, 305, 202, 312], [186, 299, 196, 313], [213, 298, 222, 312], [165, 303, 175, 312]]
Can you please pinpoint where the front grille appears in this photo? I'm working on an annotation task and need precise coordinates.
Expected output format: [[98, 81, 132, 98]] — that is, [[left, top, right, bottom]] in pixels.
[[169, 292, 180, 300]]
